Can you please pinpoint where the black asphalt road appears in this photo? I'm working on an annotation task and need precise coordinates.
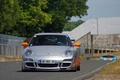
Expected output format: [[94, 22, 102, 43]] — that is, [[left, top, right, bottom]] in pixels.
[[0, 60, 112, 80]]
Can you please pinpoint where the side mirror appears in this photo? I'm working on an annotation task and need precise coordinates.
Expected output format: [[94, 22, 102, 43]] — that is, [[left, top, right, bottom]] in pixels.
[[71, 39, 75, 42], [22, 42, 29, 48], [73, 42, 81, 47]]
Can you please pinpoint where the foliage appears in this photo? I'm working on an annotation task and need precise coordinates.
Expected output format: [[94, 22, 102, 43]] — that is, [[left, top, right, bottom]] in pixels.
[[99, 58, 120, 74], [0, 0, 20, 34], [63, 20, 84, 31], [15, 0, 52, 37], [0, 0, 88, 37], [43, 0, 88, 32]]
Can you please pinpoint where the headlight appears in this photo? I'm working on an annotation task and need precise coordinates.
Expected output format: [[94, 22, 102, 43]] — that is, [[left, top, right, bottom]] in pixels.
[[25, 49, 33, 57], [65, 50, 73, 57]]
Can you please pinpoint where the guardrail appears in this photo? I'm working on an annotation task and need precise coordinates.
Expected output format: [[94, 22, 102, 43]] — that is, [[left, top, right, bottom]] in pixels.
[[0, 34, 26, 56]]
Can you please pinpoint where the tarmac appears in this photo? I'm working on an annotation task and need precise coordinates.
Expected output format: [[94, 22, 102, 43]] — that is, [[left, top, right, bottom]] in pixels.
[[1, 56, 120, 80]]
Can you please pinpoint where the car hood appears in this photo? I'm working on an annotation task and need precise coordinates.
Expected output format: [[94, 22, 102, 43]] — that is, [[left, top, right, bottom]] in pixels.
[[29, 46, 72, 56]]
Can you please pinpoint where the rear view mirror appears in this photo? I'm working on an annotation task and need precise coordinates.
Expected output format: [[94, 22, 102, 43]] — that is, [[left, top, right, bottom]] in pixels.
[[22, 42, 29, 48], [73, 42, 81, 47]]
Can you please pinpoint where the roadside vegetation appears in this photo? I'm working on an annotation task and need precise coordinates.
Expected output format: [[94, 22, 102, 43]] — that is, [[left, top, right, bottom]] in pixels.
[[99, 58, 120, 74], [0, 0, 88, 37], [63, 20, 84, 31]]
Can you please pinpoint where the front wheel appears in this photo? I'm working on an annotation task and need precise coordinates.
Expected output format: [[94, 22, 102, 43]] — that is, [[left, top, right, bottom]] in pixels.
[[21, 63, 28, 72], [72, 62, 77, 72], [77, 64, 80, 71]]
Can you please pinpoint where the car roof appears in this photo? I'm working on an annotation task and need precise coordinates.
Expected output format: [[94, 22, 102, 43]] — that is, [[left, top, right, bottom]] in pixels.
[[34, 33, 68, 36]]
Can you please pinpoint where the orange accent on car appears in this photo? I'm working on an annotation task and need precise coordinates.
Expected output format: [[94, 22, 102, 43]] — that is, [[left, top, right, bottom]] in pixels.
[[76, 59, 81, 63], [107, 58, 110, 60], [22, 42, 28, 48], [73, 42, 81, 47]]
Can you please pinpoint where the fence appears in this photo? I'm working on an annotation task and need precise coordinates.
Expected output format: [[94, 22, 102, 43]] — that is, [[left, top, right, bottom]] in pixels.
[[77, 33, 120, 55], [76, 32, 92, 58], [0, 34, 26, 56]]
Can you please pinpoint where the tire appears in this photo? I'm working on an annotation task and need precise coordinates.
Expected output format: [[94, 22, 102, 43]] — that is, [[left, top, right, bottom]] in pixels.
[[22, 68, 26, 72], [77, 64, 80, 71], [21, 63, 28, 72], [22, 66, 27, 72], [73, 62, 77, 72], [22, 67, 29, 72]]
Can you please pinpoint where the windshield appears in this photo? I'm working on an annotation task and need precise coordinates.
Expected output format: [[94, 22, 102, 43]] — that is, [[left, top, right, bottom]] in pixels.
[[29, 35, 72, 46]]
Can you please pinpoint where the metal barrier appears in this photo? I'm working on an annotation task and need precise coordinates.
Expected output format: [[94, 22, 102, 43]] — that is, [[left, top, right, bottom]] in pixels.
[[76, 32, 91, 55], [77, 33, 120, 55], [92, 34, 120, 53], [0, 34, 26, 56]]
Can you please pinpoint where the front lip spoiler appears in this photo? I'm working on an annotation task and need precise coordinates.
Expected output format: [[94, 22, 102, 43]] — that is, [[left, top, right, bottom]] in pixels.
[[23, 67, 74, 71]]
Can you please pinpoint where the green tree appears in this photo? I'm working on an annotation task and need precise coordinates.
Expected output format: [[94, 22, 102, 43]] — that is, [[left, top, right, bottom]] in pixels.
[[0, 0, 20, 34], [64, 20, 84, 31], [42, 0, 88, 32], [17, 0, 52, 37], [0, 0, 88, 37]]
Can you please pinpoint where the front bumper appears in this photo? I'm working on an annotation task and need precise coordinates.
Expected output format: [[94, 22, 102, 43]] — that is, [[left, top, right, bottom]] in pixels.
[[22, 58, 76, 71]]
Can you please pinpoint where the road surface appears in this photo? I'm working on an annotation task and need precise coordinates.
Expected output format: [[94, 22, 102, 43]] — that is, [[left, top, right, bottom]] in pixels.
[[0, 60, 112, 80]]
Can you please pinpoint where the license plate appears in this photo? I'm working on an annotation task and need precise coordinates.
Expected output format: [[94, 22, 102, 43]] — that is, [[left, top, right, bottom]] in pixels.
[[40, 60, 55, 64]]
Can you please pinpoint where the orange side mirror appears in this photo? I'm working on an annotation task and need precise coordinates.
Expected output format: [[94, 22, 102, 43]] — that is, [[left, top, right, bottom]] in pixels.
[[22, 42, 29, 48], [73, 42, 81, 47]]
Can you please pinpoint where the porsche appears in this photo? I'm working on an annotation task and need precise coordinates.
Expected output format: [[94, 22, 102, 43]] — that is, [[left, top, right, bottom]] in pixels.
[[21, 33, 81, 71]]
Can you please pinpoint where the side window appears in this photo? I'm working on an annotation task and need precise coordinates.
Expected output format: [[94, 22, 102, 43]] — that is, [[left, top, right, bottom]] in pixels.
[[66, 37, 72, 46], [29, 36, 38, 46]]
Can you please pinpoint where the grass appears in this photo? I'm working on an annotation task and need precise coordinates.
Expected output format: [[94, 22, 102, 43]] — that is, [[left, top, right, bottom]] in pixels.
[[0, 55, 22, 62], [99, 58, 120, 74], [0, 55, 22, 59], [4, 56, 22, 59]]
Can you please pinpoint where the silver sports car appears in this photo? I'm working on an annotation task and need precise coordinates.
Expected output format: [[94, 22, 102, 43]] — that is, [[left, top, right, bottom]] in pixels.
[[22, 33, 81, 71]]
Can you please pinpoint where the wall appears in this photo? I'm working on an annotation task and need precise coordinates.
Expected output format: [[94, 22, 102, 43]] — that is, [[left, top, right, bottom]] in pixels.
[[0, 34, 26, 56]]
